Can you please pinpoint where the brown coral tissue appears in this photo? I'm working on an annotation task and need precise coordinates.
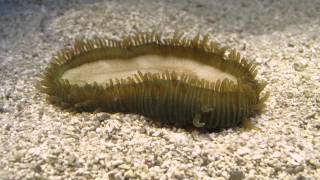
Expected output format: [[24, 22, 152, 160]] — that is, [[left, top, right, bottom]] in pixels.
[[37, 32, 268, 131]]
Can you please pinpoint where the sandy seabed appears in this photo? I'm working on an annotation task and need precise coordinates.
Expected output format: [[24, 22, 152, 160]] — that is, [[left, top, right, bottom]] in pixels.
[[0, 0, 319, 179]]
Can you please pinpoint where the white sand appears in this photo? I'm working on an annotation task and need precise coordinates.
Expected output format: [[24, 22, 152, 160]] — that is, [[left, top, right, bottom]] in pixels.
[[0, 0, 319, 179]]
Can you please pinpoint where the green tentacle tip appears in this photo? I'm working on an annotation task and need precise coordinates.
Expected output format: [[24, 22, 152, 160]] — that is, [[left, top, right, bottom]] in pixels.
[[193, 113, 206, 128], [201, 106, 214, 113]]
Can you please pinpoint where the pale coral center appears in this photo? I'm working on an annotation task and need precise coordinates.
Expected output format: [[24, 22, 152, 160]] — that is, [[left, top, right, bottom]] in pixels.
[[62, 55, 237, 86]]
